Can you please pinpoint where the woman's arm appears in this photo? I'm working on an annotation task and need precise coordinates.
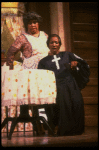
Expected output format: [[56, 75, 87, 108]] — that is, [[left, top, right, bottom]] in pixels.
[[6, 35, 24, 69], [69, 52, 90, 90], [6, 46, 20, 69]]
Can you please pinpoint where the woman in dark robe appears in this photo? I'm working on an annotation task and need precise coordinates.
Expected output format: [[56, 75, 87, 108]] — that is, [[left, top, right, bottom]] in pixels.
[[38, 34, 90, 136]]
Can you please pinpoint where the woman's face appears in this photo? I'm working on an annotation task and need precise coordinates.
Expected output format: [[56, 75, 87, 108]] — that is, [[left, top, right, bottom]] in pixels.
[[48, 37, 60, 55], [27, 20, 39, 35]]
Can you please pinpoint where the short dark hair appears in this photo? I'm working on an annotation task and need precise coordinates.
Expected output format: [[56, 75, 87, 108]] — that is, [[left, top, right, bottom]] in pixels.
[[47, 34, 62, 48], [23, 11, 43, 32]]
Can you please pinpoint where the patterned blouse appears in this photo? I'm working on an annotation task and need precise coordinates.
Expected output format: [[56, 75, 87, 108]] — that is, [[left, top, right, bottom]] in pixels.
[[7, 31, 49, 69]]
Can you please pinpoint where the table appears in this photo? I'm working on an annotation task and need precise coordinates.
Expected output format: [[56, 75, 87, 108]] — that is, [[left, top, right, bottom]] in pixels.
[[1, 66, 57, 139], [1, 68, 56, 106]]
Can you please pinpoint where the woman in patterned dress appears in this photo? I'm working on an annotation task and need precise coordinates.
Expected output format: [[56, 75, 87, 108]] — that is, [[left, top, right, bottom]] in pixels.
[[6, 11, 49, 134], [7, 11, 49, 69]]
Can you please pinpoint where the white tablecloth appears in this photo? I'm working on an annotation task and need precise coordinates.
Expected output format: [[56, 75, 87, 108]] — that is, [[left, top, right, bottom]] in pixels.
[[1, 66, 57, 106]]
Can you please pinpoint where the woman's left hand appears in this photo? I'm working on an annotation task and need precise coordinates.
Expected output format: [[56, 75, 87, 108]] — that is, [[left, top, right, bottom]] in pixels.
[[71, 61, 78, 69]]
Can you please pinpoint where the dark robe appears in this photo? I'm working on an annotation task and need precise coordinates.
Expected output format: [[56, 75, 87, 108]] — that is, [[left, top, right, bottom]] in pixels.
[[38, 51, 90, 136]]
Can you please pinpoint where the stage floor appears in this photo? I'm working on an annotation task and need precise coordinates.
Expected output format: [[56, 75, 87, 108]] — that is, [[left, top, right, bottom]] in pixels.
[[1, 127, 98, 147]]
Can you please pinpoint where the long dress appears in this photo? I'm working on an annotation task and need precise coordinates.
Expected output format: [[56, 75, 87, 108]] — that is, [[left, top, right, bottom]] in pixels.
[[38, 51, 90, 136]]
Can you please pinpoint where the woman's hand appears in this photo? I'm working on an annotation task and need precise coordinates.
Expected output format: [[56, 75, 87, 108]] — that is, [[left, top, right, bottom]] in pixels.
[[71, 61, 78, 70]]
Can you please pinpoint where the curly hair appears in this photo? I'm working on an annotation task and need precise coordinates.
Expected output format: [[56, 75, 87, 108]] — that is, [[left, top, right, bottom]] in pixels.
[[47, 34, 62, 48], [23, 11, 43, 32]]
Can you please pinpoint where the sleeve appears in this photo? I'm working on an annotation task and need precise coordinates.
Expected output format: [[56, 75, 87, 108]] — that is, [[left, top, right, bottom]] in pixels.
[[38, 60, 46, 69], [69, 52, 90, 90], [6, 35, 24, 69]]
